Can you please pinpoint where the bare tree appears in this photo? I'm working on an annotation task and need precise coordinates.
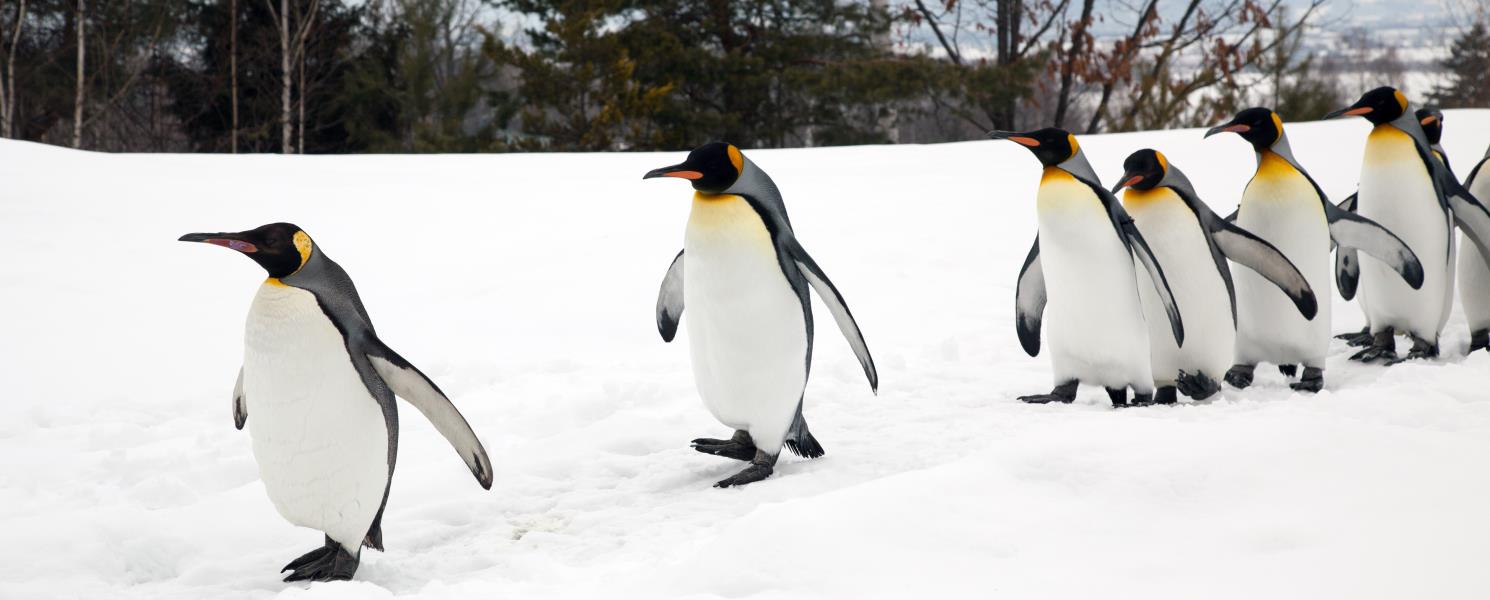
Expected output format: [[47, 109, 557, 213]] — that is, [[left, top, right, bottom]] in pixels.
[[0, 0, 25, 139], [264, 0, 318, 153], [73, 0, 85, 148]]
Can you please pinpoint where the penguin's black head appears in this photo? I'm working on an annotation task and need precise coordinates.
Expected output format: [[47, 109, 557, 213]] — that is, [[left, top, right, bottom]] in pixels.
[[1113, 149, 1169, 193], [1327, 86, 1409, 125], [643, 141, 743, 194], [1417, 107, 1444, 145], [1205, 107, 1284, 150], [179, 222, 313, 280], [988, 128, 1080, 167]]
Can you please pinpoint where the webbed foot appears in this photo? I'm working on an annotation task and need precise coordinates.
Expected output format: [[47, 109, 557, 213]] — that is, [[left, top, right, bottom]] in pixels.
[[691, 430, 756, 462], [714, 451, 777, 488], [282, 536, 358, 582], [1224, 364, 1255, 389], [1177, 370, 1220, 400], [1019, 380, 1078, 404], [1289, 367, 1323, 393]]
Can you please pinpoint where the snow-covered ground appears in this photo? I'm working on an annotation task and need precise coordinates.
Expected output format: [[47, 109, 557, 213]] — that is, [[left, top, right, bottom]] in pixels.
[[3, 112, 1490, 599]]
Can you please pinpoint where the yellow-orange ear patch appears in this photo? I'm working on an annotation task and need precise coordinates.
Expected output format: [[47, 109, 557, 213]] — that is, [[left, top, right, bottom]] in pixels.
[[1155, 151, 1168, 173], [1271, 112, 1285, 144], [1394, 90, 1408, 112], [727, 145, 744, 173], [293, 231, 313, 267], [1067, 134, 1081, 159]]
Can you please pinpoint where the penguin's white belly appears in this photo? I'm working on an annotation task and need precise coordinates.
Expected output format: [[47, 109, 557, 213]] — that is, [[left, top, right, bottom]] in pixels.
[[244, 282, 389, 552], [1037, 170, 1152, 390], [1459, 169, 1490, 330], [1125, 190, 1234, 384], [1356, 126, 1449, 340], [684, 193, 806, 453], [1234, 158, 1331, 366]]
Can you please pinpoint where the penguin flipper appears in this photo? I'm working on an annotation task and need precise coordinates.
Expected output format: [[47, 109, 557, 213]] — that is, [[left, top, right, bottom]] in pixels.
[[232, 366, 247, 430], [1334, 193, 1361, 299], [362, 338, 494, 489], [1015, 237, 1046, 357], [1444, 180, 1490, 265], [656, 250, 685, 342], [1324, 201, 1425, 290], [1210, 221, 1318, 319], [789, 243, 878, 393], [1120, 218, 1185, 347]]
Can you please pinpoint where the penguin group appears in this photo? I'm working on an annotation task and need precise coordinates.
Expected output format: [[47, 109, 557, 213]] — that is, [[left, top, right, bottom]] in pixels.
[[996, 86, 1490, 408], [178, 84, 1488, 585]]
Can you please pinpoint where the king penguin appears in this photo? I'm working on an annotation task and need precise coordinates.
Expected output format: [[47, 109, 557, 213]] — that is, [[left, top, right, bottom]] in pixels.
[[642, 142, 878, 488], [992, 128, 1183, 407], [1327, 88, 1490, 362], [1459, 140, 1490, 353], [1338, 108, 1490, 350], [1113, 149, 1317, 401], [1205, 106, 1423, 387], [180, 223, 493, 582]]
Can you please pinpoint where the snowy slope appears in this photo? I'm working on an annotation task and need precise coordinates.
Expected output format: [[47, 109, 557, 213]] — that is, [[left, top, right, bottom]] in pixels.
[[2, 112, 1489, 600]]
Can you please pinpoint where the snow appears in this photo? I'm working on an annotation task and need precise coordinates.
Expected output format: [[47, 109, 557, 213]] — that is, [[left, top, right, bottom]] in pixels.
[[3, 111, 1490, 599]]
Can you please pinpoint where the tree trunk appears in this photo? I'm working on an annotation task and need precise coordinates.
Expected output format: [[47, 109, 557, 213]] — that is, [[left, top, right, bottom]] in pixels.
[[1052, 0, 1094, 128], [278, 0, 290, 153], [297, 46, 304, 153], [72, 0, 84, 148], [230, 0, 238, 153], [1, 0, 23, 139]]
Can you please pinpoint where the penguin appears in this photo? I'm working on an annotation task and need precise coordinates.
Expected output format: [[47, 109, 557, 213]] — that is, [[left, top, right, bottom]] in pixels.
[[1459, 141, 1490, 353], [642, 142, 877, 488], [1112, 149, 1318, 402], [1338, 108, 1486, 348], [1205, 106, 1423, 387], [1326, 88, 1490, 362], [179, 223, 493, 582], [991, 128, 1183, 408]]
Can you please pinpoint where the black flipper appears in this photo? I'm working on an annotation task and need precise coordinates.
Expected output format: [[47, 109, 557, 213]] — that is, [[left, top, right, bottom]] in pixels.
[[1119, 216, 1185, 346], [1210, 220, 1318, 319], [1323, 199, 1425, 290], [656, 250, 685, 342], [1015, 237, 1046, 357], [789, 243, 878, 392], [232, 367, 247, 430]]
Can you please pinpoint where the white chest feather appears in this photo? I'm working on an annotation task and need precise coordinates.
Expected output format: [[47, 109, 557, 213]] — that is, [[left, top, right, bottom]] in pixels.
[[1035, 169, 1152, 389], [1233, 152, 1331, 364], [683, 193, 806, 452], [1124, 188, 1234, 381], [243, 282, 390, 551], [1356, 125, 1449, 338]]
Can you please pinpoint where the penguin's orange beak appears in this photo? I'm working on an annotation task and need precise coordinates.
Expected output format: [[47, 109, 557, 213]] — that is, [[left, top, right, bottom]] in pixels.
[[1204, 123, 1248, 138], [1420, 115, 1439, 126]]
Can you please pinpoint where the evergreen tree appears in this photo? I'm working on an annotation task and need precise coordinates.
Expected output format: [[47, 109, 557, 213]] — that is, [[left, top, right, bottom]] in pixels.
[[1431, 21, 1490, 108]]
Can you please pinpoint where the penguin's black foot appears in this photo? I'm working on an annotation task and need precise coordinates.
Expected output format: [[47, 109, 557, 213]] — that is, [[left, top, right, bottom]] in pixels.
[[1154, 386, 1178, 405], [1176, 370, 1220, 400], [1106, 387, 1130, 408], [1277, 364, 1297, 378], [1387, 337, 1439, 364], [1336, 328, 1374, 347], [714, 451, 777, 488], [1471, 330, 1489, 353], [282, 537, 358, 582], [1127, 390, 1155, 407], [1224, 364, 1255, 389], [1289, 367, 1324, 393], [1350, 330, 1397, 363], [1019, 380, 1078, 404], [691, 430, 756, 462]]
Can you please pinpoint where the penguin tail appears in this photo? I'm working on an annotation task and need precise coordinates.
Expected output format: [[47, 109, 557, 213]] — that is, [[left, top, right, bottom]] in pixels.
[[362, 515, 385, 552], [784, 403, 825, 459]]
